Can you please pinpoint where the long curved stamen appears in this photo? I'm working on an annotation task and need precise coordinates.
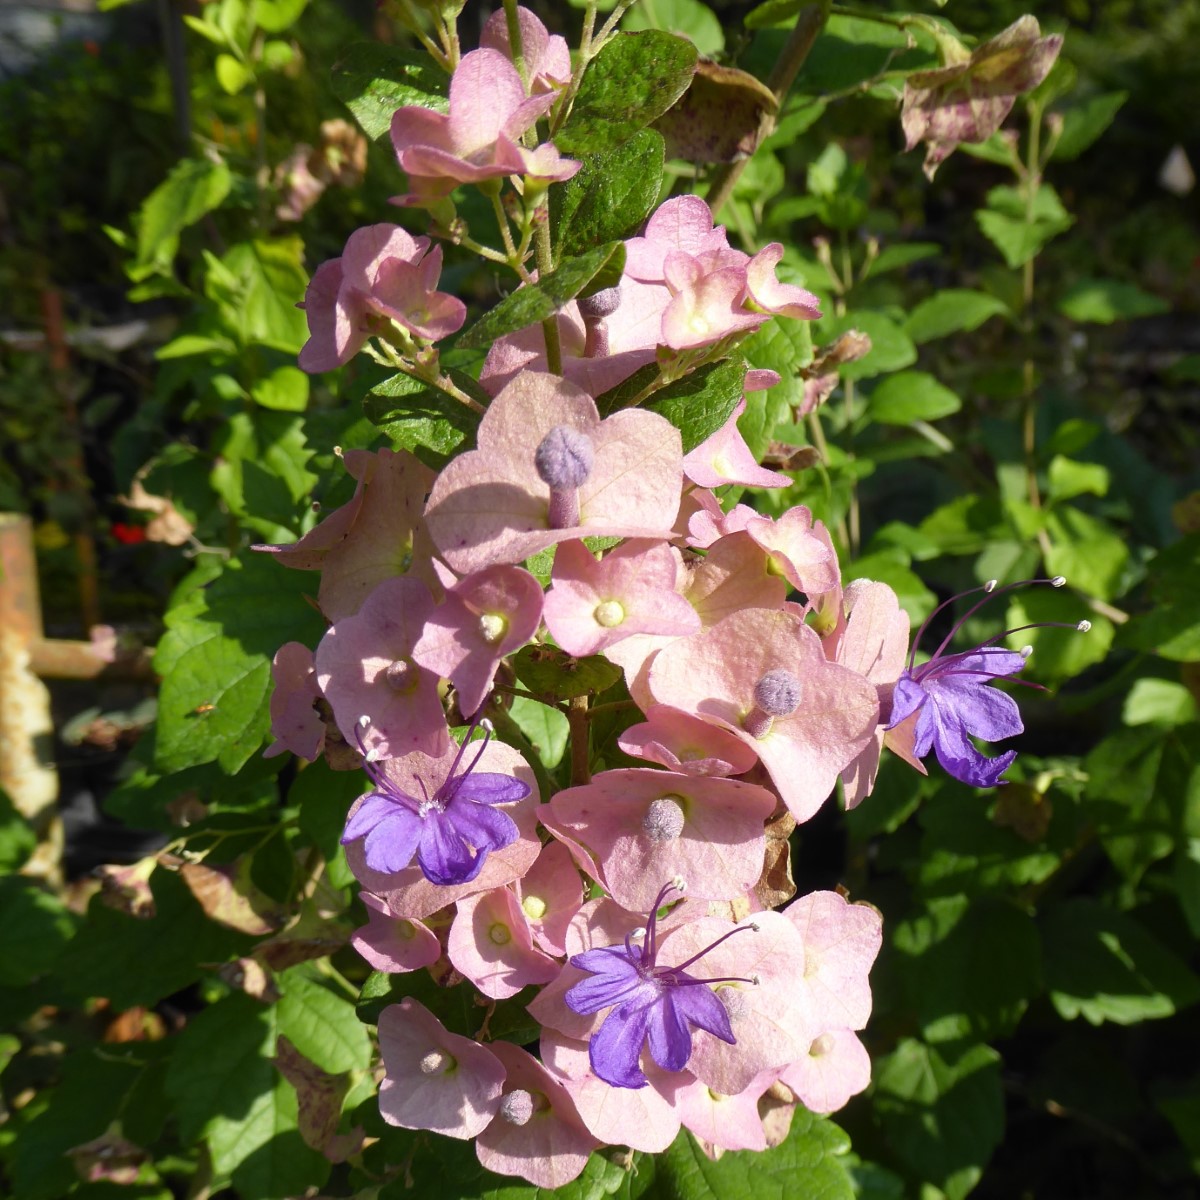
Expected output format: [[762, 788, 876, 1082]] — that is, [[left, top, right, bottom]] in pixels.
[[672, 921, 758, 974], [908, 580, 997, 672], [353, 717, 390, 790], [928, 576, 1067, 662], [675, 973, 757, 987], [645, 878, 685, 966]]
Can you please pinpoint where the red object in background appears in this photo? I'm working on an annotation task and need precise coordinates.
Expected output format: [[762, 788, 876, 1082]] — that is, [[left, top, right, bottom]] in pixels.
[[111, 523, 147, 545]]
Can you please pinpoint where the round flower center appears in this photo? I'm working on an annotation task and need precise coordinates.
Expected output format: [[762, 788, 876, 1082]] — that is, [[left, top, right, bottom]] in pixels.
[[499, 1089, 538, 1125], [593, 599, 625, 628], [642, 796, 686, 842], [395, 919, 417, 941], [534, 425, 594, 490], [753, 669, 802, 716], [522, 894, 547, 921], [810, 1033, 835, 1057], [478, 612, 507, 644], [488, 922, 512, 946], [383, 657, 419, 693], [419, 1049, 453, 1075]]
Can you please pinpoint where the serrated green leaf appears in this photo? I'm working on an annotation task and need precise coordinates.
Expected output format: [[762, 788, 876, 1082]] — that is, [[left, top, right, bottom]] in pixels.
[[360, 370, 479, 465], [976, 183, 1074, 269], [457, 243, 626, 350], [1004, 588, 1113, 684], [1043, 504, 1128, 601], [875, 1039, 1004, 1200], [1045, 454, 1109, 501], [636, 357, 747, 452], [894, 894, 1042, 1047], [1121, 533, 1200, 662], [204, 237, 310, 353], [1052, 91, 1128, 161], [331, 43, 448, 140], [0, 877, 76, 986], [154, 554, 326, 774], [556, 31, 698, 156], [508, 695, 569, 769], [134, 158, 232, 272], [512, 645, 623, 700], [868, 371, 961, 425], [1057, 277, 1168, 324], [624, 0, 724, 56], [277, 969, 372, 1074], [553, 128, 665, 259], [816, 311, 916, 381], [1041, 898, 1200, 1025], [903, 289, 1009, 344], [1122, 679, 1198, 727], [251, 365, 309, 412]]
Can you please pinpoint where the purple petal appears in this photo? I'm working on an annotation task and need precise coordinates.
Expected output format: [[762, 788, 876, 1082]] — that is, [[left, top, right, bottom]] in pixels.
[[416, 813, 486, 886], [930, 647, 1027, 681], [645, 992, 693, 1072], [450, 772, 531, 806], [928, 701, 1017, 787], [589, 1002, 653, 1089], [886, 673, 928, 730], [361, 809, 424, 874], [342, 792, 406, 844], [931, 676, 1023, 742], [444, 800, 519, 857], [565, 949, 649, 1014], [671, 982, 736, 1046]]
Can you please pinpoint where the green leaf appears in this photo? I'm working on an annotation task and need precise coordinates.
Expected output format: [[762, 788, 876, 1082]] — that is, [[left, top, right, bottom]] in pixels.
[[1122, 679, 1198, 727], [653, 1111, 855, 1198], [154, 554, 326, 774], [903, 289, 1009, 344], [1043, 505, 1128, 601], [556, 31, 698, 156], [216, 52, 254, 95], [1004, 588, 1114, 684], [277, 969, 372, 1074], [255, 0, 308, 33], [639, 358, 747, 453], [252, 365, 310, 412], [66, 868, 253, 1008], [165, 993, 328, 1196], [0, 877, 75, 986], [0, 787, 35, 870], [553, 128, 665, 259], [976, 183, 1074, 269], [894, 894, 1042, 1047], [1045, 454, 1109, 501], [457, 243, 626, 350], [508, 695, 569, 769], [512, 645, 622, 700], [1041, 898, 1200, 1025], [867, 241, 940, 276], [1057, 277, 1169, 324], [134, 158, 232, 272], [874, 1039, 1004, 1200], [204, 237, 310, 353], [360, 370, 479, 466], [624, 0, 724, 56], [1121, 533, 1200, 661], [1052, 91, 1128, 161], [294, 759, 367, 890], [331, 43, 447, 140], [868, 371, 961, 425]]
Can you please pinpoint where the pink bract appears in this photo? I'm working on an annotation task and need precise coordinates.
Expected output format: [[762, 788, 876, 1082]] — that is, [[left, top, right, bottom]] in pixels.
[[779, 1028, 871, 1115], [618, 705, 760, 778], [683, 397, 792, 490], [541, 767, 777, 912], [264, 641, 325, 760], [447, 887, 558, 999], [350, 891, 441, 973], [513, 839, 584, 957], [314, 575, 447, 760], [673, 1070, 777, 1152], [423, 371, 682, 574], [543, 539, 699, 657], [475, 1041, 599, 1189], [648, 606, 880, 822], [390, 49, 576, 206], [481, 7, 571, 94], [412, 564, 544, 717], [377, 999, 505, 1138]]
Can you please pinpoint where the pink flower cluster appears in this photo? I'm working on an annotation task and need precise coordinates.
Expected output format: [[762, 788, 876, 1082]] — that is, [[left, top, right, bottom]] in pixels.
[[268, 8, 925, 1184]]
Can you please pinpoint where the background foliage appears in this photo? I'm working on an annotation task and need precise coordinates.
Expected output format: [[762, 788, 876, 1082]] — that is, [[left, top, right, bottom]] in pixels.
[[1, 0, 1198, 1197]]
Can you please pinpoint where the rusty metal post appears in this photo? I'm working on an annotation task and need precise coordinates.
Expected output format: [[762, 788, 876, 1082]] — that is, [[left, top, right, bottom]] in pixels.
[[0, 513, 62, 878]]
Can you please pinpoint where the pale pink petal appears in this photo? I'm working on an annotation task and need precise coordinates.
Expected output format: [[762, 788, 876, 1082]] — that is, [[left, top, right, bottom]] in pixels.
[[674, 1070, 776, 1151], [340, 223, 426, 294], [684, 398, 792, 489], [475, 1042, 599, 1189], [351, 891, 441, 972], [744, 244, 822, 320], [514, 840, 584, 957], [298, 258, 364, 373], [446, 49, 528, 155], [542, 767, 777, 912], [541, 1030, 684, 1152], [264, 642, 325, 760], [618, 705, 759, 777], [744, 506, 840, 596], [448, 888, 559, 999], [683, 532, 788, 626], [779, 1028, 871, 1115], [481, 7, 571, 92], [378, 999, 505, 1138]]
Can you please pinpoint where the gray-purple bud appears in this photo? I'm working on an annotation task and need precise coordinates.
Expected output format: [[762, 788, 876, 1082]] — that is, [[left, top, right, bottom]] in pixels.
[[534, 425, 594, 490], [577, 286, 621, 319], [498, 1089, 535, 1126], [753, 669, 802, 716], [643, 796, 686, 842]]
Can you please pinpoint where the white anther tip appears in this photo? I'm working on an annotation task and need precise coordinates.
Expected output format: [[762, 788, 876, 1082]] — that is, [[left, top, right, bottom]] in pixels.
[[1077, 619, 1092, 632], [1020, 645, 1034, 658], [670, 875, 687, 893], [1051, 575, 1066, 587], [358, 714, 372, 728], [630, 926, 647, 941], [984, 579, 999, 592]]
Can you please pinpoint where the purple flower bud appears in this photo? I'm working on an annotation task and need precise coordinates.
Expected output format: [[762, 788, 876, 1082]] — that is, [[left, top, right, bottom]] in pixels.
[[753, 669, 802, 716], [498, 1089, 535, 1126], [577, 286, 621, 319], [534, 425, 594, 490]]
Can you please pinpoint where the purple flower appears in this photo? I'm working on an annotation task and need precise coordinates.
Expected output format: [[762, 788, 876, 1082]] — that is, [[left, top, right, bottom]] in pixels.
[[887, 575, 1088, 788], [341, 718, 530, 886], [564, 881, 754, 1090]]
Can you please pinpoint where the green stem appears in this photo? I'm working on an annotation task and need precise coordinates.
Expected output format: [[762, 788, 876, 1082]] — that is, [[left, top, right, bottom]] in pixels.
[[535, 221, 562, 373], [502, 0, 530, 91], [567, 695, 591, 786]]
